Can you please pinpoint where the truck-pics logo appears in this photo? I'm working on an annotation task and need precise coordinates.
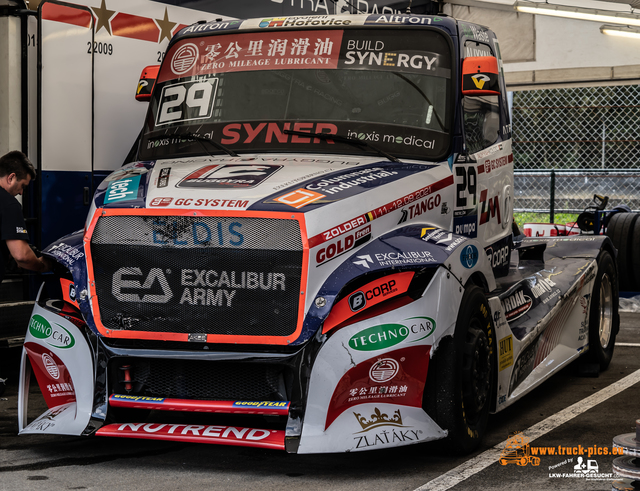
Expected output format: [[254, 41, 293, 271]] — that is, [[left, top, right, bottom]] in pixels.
[[500, 433, 540, 466]]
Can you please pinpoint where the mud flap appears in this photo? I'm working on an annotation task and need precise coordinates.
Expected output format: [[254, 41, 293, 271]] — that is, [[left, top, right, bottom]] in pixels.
[[18, 299, 94, 436]]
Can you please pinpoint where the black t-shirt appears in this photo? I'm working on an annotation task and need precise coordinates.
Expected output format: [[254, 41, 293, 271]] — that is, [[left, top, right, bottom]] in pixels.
[[0, 187, 30, 283]]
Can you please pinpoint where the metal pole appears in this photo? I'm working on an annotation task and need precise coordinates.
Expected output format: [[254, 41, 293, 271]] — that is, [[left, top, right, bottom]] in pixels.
[[550, 170, 555, 224], [602, 120, 605, 169]]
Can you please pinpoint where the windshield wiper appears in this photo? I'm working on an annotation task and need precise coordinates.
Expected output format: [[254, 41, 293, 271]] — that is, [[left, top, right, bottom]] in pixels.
[[391, 72, 446, 131], [180, 132, 239, 157], [283, 129, 400, 163]]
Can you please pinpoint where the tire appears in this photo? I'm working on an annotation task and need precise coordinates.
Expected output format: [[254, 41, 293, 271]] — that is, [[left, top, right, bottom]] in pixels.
[[584, 250, 619, 371], [631, 218, 640, 291], [424, 284, 495, 454], [605, 212, 637, 291]]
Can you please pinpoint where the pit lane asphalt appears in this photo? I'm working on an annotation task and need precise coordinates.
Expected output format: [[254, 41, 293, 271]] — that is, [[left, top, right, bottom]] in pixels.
[[1, 312, 639, 491]]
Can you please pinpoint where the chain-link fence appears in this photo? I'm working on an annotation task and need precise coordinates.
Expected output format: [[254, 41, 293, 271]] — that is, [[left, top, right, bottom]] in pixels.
[[512, 85, 640, 226]]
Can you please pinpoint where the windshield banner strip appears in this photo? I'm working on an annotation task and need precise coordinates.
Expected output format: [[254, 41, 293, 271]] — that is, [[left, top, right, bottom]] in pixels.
[[159, 30, 344, 83]]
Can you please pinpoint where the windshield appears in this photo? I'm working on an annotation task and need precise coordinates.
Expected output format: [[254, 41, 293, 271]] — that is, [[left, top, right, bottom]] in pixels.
[[139, 28, 452, 161]]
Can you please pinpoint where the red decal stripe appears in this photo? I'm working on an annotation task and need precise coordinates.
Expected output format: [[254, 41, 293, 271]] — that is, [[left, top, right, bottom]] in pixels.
[[309, 174, 453, 248], [41, 3, 92, 29], [175, 23, 190, 33], [111, 12, 160, 43], [477, 163, 485, 174], [60, 278, 80, 309], [323, 271, 415, 334], [97, 423, 285, 450], [109, 395, 290, 415], [183, 164, 217, 180]]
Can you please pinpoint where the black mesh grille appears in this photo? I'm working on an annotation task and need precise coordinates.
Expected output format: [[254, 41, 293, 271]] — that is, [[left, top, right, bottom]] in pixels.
[[124, 358, 287, 401], [90, 215, 303, 338]]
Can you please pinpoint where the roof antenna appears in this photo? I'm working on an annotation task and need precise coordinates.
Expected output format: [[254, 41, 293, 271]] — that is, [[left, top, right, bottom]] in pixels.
[[406, 0, 413, 13]]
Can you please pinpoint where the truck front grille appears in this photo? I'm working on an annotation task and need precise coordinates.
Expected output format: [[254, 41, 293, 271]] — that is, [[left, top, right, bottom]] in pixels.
[[115, 358, 288, 401], [89, 214, 303, 339]]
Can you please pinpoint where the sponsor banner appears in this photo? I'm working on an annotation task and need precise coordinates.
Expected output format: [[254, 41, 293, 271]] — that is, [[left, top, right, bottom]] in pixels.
[[418, 227, 468, 253], [308, 173, 453, 248], [178, 19, 242, 36], [159, 30, 344, 82], [347, 316, 436, 351], [338, 29, 451, 78], [315, 225, 372, 266], [460, 244, 479, 269], [28, 314, 76, 350], [24, 342, 76, 409], [148, 196, 250, 209], [60, 278, 80, 309], [47, 242, 85, 266], [398, 193, 442, 224], [364, 14, 438, 26], [143, 121, 447, 161], [325, 346, 430, 429], [501, 288, 533, 322], [323, 272, 414, 332], [247, 15, 360, 29], [499, 334, 514, 372], [104, 175, 142, 204], [108, 395, 290, 415], [479, 153, 513, 175], [176, 164, 282, 189], [96, 423, 285, 450], [265, 163, 433, 212], [485, 235, 511, 277]]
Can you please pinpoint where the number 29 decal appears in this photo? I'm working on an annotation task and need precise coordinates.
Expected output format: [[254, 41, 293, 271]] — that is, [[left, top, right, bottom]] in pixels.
[[156, 78, 218, 126]]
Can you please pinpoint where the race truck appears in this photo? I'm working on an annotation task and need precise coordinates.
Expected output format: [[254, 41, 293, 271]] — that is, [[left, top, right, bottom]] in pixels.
[[18, 12, 619, 454]]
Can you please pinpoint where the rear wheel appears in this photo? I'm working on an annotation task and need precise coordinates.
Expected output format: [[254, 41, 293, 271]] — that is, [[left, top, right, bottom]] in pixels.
[[606, 213, 638, 291], [584, 250, 619, 371], [425, 284, 495, 454]]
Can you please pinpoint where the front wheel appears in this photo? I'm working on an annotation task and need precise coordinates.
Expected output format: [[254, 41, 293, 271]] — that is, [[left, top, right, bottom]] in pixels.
[[424, 284, 495, 454], [584, 250, 619, 371]]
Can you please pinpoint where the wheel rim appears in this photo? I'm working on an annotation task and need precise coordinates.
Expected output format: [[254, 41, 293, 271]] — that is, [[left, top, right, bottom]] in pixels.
[[599, 273, 613, 349], [463, 323, 492, 423]]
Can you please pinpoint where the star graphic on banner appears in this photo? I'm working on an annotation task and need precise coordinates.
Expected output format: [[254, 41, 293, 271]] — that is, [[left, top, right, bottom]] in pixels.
[[156, 8, 177, 43], [92, 0, 116, 35]]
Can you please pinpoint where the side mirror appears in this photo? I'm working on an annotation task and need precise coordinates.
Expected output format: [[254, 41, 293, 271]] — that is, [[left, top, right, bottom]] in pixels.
[[135, 65, 160, 102], [461, 56, 500, 96]]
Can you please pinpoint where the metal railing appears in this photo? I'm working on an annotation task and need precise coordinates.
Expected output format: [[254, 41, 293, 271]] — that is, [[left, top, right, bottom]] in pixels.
[[514, 169, 640, 225]]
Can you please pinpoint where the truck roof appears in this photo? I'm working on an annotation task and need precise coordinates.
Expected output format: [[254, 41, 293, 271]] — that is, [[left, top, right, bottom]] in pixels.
[[170, 13, 462, 48]]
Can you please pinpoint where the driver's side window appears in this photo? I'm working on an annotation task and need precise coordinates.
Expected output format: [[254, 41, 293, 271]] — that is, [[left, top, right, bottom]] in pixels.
[[462, 95, 500, 155]]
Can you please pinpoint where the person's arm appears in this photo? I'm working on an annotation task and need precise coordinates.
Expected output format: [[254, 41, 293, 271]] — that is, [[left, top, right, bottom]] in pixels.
[[5, 239, 52, 273]]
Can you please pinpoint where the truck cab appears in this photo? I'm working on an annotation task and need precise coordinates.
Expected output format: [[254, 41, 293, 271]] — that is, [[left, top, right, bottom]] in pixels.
[[19, 13, 617, 455]]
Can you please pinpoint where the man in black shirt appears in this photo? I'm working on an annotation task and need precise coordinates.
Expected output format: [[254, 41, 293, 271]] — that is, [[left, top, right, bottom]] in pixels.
[[0, 151, 52, 282]]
